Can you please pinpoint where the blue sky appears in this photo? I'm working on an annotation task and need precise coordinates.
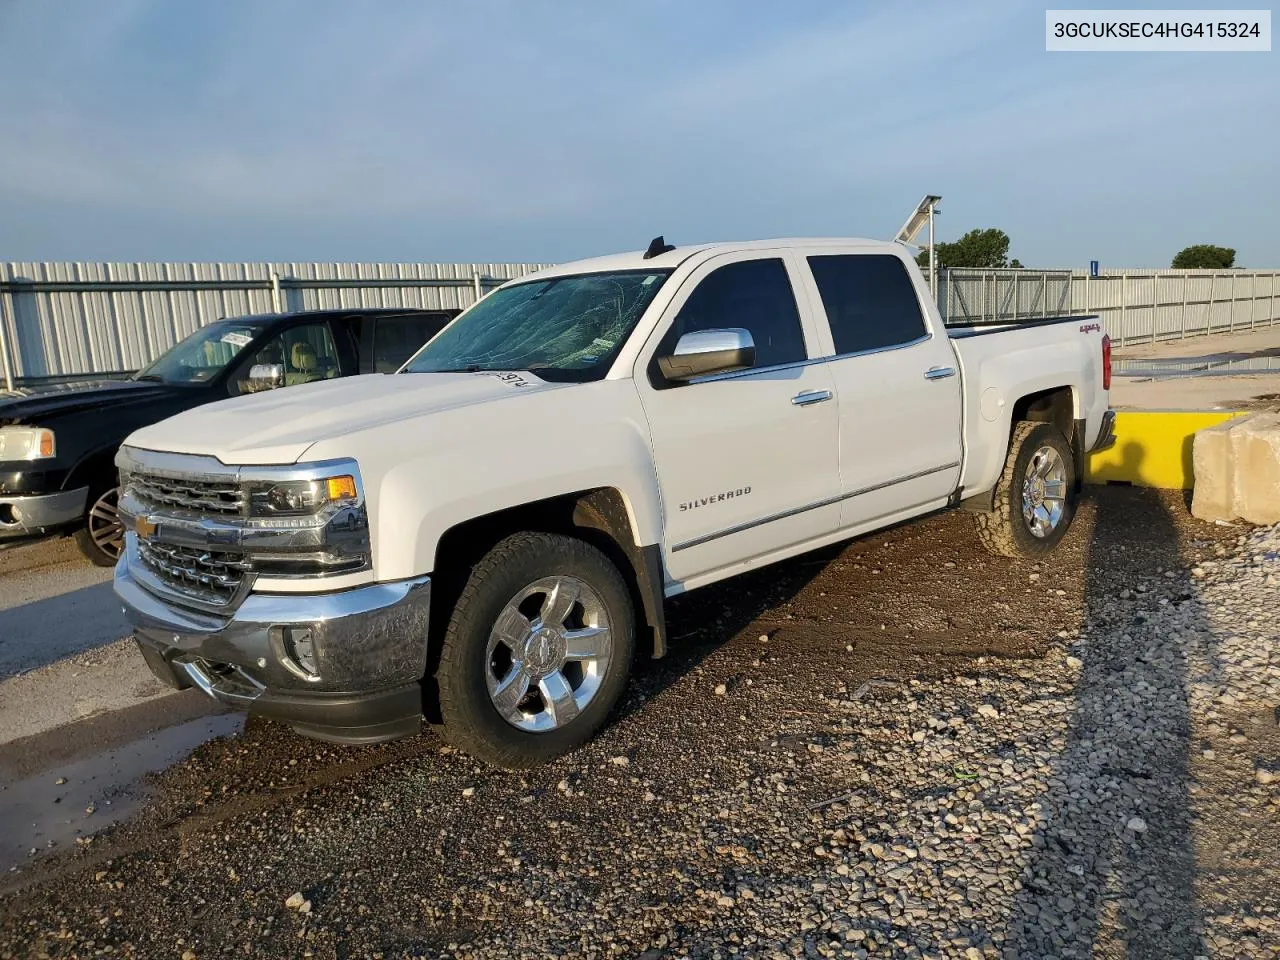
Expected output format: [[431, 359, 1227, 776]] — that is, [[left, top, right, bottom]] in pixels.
[[0, 1, 1275, 267]]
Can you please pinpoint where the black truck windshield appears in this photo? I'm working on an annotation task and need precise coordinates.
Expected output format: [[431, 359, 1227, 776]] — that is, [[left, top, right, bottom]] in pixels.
[[401, 270, 672, 382], [134, 320, 268, 384]]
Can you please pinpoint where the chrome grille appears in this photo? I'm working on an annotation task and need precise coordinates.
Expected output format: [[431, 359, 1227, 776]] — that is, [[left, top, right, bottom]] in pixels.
[[129, 471, 245, 515], [137, 539, 251, 606]]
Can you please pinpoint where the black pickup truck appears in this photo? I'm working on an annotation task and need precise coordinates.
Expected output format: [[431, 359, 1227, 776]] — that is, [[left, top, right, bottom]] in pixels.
[[0, 307, 455, 564]]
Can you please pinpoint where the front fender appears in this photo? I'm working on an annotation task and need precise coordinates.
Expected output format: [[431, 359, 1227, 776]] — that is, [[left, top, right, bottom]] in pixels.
[[319, 380, 664, 583]]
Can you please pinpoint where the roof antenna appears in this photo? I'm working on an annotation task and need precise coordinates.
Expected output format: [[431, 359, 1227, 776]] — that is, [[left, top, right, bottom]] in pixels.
[[643, 235, 676, 259]]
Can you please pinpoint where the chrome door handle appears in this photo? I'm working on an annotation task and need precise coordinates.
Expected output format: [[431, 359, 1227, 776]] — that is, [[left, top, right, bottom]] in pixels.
[[791, 389, 833, 406], [924, 366, 956, 381]]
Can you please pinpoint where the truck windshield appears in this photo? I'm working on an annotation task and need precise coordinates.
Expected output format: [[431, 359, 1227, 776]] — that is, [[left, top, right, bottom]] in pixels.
[[401, 270, 672, 382], [134, 320, 269, 384]]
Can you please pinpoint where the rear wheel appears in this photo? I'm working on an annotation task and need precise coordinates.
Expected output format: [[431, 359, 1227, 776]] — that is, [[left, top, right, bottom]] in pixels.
[[74, 485, 123, 566], [975, 421, 1076, 558], [436, 532, 635, 768]]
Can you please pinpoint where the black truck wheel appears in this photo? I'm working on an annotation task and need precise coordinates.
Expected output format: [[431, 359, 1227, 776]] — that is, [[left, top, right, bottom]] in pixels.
[[975, 421, 1077, 558], [74, 485, 124, 566], [436, 531, 635, 768]]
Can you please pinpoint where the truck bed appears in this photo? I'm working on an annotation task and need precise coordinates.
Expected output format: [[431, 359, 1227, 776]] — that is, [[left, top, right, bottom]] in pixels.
[[945, 314, 1101, 338], [947, 313, 1109, 497]]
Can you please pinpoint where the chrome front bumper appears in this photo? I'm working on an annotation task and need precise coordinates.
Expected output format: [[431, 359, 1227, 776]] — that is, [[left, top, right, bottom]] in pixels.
[[0, 486, 87, 539], [116, 556, 432, 743]]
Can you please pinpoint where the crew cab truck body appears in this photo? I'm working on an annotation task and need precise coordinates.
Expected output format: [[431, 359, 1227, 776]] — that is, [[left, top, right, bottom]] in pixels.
[[0, 308, 455, 565], [113, 238, 1114, 766]]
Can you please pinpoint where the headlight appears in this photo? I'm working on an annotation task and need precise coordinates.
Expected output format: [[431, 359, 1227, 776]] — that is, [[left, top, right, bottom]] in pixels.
[[0, 426, 56, 461], [247, 474, 358, 517]]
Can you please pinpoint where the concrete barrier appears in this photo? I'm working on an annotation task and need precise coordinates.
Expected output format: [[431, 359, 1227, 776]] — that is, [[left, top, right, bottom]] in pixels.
[[1085, 410, 1245, 489], [1191, 412, 1280, 525]]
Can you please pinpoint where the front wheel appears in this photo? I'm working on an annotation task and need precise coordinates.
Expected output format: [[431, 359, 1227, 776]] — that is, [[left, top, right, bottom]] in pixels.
[[975, 421, 1077, 558], [435, 532, 635, 768], [74, 485, 124, 566]]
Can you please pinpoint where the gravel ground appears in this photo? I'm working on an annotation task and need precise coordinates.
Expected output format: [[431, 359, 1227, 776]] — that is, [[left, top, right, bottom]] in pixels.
[[1, 488, 1276, 959]]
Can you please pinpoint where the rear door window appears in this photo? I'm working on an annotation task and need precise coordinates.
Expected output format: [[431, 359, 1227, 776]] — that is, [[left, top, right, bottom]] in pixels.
[[372, 313, 453, 372], [806, 254, 929, 354]]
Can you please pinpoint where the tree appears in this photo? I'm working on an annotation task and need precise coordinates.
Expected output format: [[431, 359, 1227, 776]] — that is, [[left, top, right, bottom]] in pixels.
[[1171, 244, 1235, 269], [915, 228, 1014, 270]]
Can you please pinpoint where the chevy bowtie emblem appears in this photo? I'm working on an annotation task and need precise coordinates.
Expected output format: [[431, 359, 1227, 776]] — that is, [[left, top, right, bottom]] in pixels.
[[135, 515, 158, 539]]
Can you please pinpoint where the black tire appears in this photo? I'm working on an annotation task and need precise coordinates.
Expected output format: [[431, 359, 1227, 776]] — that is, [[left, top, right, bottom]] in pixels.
[[74, 484, 124, 567], [436, 531, 635, 768], [975, 421, 1077, 558]]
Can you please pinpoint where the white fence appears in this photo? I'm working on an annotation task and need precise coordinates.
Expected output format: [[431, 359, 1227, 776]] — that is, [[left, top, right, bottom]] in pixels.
[[0, 261, 551, 388], [940, 268, 1280, 345]]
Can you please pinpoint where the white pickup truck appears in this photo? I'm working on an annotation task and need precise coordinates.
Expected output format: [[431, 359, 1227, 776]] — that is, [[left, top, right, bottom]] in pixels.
[[113, 238, 1114, 766]]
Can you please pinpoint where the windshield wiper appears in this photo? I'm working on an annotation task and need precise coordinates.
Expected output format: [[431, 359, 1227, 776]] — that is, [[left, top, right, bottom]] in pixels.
[[133, 374, 165, 382]]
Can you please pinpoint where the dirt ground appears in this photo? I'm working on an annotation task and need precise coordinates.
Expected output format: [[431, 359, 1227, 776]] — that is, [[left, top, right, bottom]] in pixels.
[[1, 487, 1274, 959]]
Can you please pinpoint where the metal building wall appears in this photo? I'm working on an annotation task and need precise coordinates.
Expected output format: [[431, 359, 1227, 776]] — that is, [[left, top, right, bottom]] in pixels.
[[0, 261, 551, 385]]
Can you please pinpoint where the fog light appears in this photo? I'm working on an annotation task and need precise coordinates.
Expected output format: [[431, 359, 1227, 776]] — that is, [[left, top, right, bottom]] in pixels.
[[281, 626, 319, 679]]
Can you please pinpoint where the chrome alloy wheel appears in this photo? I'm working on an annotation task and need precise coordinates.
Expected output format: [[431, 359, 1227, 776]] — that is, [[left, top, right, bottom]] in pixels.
[[88, 487, 124, 559], [1021, 446, 1067, 538], [484, 575, 614, 733]]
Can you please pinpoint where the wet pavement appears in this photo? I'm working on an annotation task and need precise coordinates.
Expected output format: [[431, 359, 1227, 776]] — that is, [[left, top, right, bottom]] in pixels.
[[1109, 334, 1280, 410], [0, 713, 244, 872], [1114, 349, 1280, 378]]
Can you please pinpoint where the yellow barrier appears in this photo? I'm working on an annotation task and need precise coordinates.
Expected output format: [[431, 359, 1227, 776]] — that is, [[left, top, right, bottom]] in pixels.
[[1085, 410, 1246, 489]]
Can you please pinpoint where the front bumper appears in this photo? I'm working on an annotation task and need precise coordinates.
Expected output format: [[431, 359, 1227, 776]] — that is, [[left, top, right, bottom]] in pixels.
[[116, 558, 432, 744], [0, 486, 88, 541]]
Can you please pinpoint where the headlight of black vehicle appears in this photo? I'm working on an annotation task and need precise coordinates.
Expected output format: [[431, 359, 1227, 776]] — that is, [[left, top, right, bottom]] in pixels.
[[0, 426, 56, 460]]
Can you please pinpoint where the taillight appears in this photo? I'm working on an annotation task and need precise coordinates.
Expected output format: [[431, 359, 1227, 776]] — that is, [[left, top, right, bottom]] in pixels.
[[1101, 334, 1112, 391]]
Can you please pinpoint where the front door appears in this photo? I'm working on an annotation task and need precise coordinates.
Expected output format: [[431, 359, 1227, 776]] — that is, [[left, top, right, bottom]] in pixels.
[[633, 252, 842, 589]]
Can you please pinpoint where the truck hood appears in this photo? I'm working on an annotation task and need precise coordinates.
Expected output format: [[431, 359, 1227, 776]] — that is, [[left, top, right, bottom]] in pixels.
[[125, 372, 567, 464], [0, 379, 182, 424]]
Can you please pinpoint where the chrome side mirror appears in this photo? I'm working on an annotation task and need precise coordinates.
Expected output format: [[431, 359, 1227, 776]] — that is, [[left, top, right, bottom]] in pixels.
[[247, 363, 284, 391], [657, 328, 756, 382]]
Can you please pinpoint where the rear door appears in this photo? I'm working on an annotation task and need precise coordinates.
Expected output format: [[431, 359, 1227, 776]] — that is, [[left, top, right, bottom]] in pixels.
[[633, 252, 841, 588], [797, 250, 962, 527], [371, 313, 455, 373]]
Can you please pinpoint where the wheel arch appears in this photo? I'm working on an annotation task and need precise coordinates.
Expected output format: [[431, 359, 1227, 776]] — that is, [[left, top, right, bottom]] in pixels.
[[63, 443, 121, 497], [1010, 384, 1077, 443], [423, 487, 668, 723], [1009, 384, 1083, 493], [962, 385, 1080, 512]]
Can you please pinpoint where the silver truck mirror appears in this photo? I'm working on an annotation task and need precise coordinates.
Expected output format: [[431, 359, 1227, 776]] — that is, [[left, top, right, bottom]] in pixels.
[[658, 328, 755, 382], [248, 363, 284, 390]]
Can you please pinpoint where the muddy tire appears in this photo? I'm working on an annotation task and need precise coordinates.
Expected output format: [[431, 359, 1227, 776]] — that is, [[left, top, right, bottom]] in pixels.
[[975, 421, 1076, 558], [436, 531, 635, 768]]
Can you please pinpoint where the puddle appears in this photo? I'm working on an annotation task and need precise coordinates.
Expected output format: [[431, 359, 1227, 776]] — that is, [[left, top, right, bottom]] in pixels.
[[1115, 353, 1280, 378], [0, 713, 244, 873]]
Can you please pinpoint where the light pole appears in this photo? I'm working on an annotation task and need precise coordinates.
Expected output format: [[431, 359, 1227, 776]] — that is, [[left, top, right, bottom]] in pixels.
[[894, 194, 942, 298]]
